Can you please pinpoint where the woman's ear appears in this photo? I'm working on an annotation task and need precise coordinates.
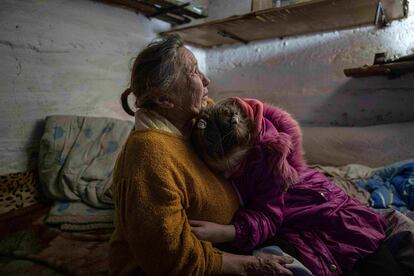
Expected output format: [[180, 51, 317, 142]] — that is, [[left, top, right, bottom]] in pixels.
[[153, 94, 174, 109]]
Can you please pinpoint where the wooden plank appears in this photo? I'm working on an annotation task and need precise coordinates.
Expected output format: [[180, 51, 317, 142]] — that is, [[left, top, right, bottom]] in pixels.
[[162, 0, 407, 47], [99, 0, 184, 24], [149, 0, 208, 18], [381, 0, 407, 19], [100, 0, 156, 14], [99, 0, 206, 25], [344, 61, 414, 78]]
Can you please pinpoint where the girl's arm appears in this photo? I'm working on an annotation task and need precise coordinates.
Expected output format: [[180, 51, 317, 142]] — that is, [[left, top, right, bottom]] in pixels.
[[231, 186, 285, 252], [190, 171, 285, 253], [190, 188, 284, 253]]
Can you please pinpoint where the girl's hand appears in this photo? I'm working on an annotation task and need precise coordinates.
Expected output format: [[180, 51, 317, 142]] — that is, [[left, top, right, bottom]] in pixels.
[[189, 220, 235, 243]]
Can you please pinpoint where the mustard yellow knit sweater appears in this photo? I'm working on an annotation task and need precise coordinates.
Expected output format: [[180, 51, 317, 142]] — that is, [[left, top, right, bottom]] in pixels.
[[109, 129, 239, 275]]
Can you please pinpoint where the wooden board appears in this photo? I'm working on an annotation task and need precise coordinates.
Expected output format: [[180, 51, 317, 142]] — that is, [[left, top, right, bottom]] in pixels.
[[162, 0, 407, 47], [100, 0, 207, 25]]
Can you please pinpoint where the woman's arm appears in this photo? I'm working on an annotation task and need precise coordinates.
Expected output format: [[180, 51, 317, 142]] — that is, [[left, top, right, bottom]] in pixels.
[[114, 174, 223, 275]]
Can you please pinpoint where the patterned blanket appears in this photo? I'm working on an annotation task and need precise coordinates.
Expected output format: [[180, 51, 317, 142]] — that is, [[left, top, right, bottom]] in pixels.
[[38, 115, 133, 231]]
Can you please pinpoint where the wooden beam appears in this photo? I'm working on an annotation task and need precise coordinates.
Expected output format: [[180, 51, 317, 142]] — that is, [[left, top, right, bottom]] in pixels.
[[99, 0, 206, 25], [344, 61, 414, 78]]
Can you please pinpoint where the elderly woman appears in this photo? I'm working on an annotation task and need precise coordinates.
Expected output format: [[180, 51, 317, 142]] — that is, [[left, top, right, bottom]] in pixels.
[[110, 35, 294, 275]]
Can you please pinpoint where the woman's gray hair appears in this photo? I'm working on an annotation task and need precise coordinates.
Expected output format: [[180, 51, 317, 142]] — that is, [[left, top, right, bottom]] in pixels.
[[122, 35, 184, 115]]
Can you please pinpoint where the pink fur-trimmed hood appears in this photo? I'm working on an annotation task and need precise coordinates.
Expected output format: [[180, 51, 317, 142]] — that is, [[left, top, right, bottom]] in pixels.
[[232, 98, 305, 190], [259, 104, 306, 190]]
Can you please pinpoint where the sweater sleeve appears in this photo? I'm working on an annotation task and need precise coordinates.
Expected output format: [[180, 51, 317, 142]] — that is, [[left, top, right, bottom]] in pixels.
[[114, 162, 222, 275], [231, 160, 285, 253]]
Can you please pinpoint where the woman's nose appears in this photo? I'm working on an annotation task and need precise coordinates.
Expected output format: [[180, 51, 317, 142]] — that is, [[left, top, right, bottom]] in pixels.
[[201, 71, 210, 87]]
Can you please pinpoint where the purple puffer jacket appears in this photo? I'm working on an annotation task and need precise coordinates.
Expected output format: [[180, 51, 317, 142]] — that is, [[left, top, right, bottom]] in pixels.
[[230, 104, 386, 276]]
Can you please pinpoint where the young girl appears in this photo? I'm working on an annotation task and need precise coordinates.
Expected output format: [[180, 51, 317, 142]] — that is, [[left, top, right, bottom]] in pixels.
[[190, 98, 404, 276]]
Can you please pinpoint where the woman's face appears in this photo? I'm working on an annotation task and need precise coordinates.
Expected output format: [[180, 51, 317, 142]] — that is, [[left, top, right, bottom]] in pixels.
[[175, 47, 210, 117]]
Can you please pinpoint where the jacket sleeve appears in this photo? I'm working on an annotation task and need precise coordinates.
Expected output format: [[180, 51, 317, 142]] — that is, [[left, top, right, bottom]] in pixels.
[[232, 196, 284, 253], [113, 159, 222, 275], [231, 163, 285, 253]]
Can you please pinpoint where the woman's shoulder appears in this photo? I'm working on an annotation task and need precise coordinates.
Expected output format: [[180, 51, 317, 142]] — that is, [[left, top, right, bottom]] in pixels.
[[114, 129, 189, 180], [118, 129, 186, 166], [127, 129, 184, 149]]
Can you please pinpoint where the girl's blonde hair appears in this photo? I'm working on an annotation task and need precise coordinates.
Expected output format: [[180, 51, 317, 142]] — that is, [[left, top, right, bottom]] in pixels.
[[191, 98, 255, 172]]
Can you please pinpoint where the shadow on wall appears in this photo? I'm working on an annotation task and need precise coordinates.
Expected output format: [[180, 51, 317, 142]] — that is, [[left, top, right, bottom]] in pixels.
[[25, 119, 46, 171], [313, 74, 414, 127]]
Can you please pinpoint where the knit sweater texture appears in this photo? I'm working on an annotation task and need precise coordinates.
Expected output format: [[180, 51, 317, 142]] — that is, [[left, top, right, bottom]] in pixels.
[[109, 129, 239, 275]]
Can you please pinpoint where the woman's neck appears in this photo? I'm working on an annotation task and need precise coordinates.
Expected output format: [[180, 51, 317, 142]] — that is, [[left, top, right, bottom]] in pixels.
[[152, 106, 193, 137]]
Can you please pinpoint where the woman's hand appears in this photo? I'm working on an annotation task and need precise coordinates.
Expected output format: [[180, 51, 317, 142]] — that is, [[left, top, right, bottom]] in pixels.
[[189, 220, 235, 243], [221, 252, 294, 276], [244, 254, 294, 276]]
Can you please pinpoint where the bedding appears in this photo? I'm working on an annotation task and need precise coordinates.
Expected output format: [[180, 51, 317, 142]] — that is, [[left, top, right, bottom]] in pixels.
[[355, 159, 414, 212], [0, 171, 42, 215], [38, 115, 133, 231], [39, 115, 133, 207], [0, 203, 110, 275]]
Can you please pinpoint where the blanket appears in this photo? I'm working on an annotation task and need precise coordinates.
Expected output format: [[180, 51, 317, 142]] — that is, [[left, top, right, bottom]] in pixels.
[[355, 159, 414, 212], [0, 204, 110, 275], [46, 201, 114, 231], [38, 115, 133, 230]]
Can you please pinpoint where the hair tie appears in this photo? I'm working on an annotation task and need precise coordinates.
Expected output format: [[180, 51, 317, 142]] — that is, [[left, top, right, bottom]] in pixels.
[[231, 114, 239, 125], [197, 119, 207, 129], [121, 88, 135, 116]]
